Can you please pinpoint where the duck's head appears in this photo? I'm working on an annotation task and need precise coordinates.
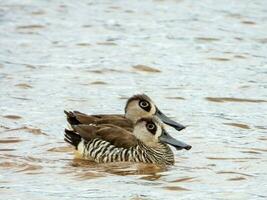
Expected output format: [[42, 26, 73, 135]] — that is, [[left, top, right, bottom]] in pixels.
[[124, 94, 186, 131], [133, 116, 191, 150]]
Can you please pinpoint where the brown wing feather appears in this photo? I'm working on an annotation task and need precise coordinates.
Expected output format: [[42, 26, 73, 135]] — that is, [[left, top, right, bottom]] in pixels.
[[95, 126, 138, 148], [72, 111, 99, 124], [72, 124, 98, 141], [91, 114, 124, 118], [72, 124, 138, 149], [94, 117, 133, 131]]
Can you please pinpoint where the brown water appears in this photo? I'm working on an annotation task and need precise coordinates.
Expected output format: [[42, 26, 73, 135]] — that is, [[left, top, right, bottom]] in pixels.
[[1, 0, 267, 199]]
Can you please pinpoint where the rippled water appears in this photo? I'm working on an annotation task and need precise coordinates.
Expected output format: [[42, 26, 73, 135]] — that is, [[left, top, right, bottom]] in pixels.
[[1, 0, 267, 199]]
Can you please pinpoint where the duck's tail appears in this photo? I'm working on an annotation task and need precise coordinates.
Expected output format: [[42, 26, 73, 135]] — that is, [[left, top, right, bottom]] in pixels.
[[64, 129, 81, 150], [64, 110, 81, 126]]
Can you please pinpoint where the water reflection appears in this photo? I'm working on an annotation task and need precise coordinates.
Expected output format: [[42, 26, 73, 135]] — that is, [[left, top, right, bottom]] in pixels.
[[69, 158, 166, 177]]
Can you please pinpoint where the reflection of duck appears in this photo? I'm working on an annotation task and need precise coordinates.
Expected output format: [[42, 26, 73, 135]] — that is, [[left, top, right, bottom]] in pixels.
[[64, 116, 191, 165], [64, 94, 185, 132]]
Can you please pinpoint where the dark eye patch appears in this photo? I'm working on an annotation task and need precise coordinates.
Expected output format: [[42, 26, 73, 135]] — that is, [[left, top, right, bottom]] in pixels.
[[146, 122, 157, 135], [139, 100, 151, 112]]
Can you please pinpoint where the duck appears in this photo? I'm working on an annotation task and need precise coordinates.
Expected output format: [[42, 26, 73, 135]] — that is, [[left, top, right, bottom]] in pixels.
[[64, 94, 185, 132], [64, 116, 191, 165]]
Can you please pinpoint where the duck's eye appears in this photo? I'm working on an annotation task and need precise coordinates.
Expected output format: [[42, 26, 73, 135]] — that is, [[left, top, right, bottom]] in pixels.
[[147, 123, 155, 130], [139, 100, 149, 108]]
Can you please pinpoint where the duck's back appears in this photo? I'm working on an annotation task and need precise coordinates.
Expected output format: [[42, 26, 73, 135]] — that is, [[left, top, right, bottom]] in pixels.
[[64, 110, 133, 131]]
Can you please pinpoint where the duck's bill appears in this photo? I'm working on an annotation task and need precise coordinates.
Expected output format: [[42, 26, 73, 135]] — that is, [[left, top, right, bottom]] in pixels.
[[156, 109, 186, 131], [159, 131, 191, 150]]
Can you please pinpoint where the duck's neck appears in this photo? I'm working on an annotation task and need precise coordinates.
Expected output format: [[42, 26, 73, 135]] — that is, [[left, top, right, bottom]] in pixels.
[[125, 112, 139, 124]]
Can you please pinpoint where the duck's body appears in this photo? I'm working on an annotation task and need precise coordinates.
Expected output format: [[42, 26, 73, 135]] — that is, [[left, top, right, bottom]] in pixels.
[[65, 117, 191, 165], [67, 131, 174, 165], [65, 94, 185, 133]]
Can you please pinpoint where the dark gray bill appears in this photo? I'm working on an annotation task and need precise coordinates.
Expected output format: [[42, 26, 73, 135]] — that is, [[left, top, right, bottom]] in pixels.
[[156, 108, 186, 131], [159, 130, 191, 150]]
